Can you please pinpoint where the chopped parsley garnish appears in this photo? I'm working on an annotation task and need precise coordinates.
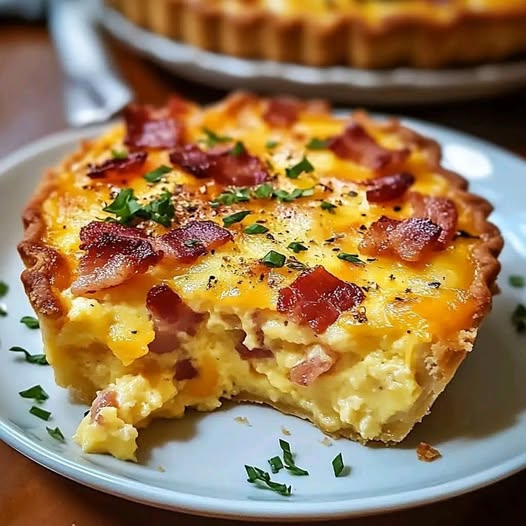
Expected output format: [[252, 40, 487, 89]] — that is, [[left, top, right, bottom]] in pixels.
[[244, 224, 269, 235], [286, 258, 308, 271], [231, 141, 246, 156], [338, 253, 365, 265], [103, 188, 142, 224], [0, 305, 6, 317], [332, 453, 347, 477], [212, 188, 250, 207], [261, 250, 286, 268], [111, 149, 128, 159], [512, 304, 526, 333], [268, 456, 284, 474], [142, 191, 175, 227], [202, 127, 232, 147], [0, 281, 8, 298], [320, 201, 337, 213], [306, 137, 329, 150], [46, 426, 65, 442], [274, 187, 314, 202], [144, 165, 172, 183], [30, 406, 51, 421], [254, 183, 274, 199], [265, 139, 279, 149], [287, 242, 308, 253], [285, 156, 314, 179], [223, 210, 252, 227], [19, 385, 49, 403], [9, 346, 48, 365], [509, 275, 525, 288], [20, 316, 39, 329], [279, 439, 309, 476], [245, 465, 291, 496]]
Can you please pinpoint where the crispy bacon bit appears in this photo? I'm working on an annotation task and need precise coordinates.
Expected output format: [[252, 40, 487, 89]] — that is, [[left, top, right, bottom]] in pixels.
[[169, 144, 269, 187], [262, 97, 303, 127], [175, 358, 198, 381], [277, 266, 365, 334], [90, 390, 118, 424], [71, 221, 160, 295], [124, 103, 184, 149], [290, 346, 335, 386], [416, 442, 442, 462], [360, 216, 443, 262], [146, 284, 203, 354], [235, 341, 273, 360], [365, 172, 415, 203], [329, 123, 409, 174], [155, 220, 233, 264], [87, 151, 147, 179], [410, 193, 458, 246]]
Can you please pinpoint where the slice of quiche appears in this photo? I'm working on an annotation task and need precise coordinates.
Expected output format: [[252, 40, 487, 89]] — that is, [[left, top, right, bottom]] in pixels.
[[18, 93, 502, 460]]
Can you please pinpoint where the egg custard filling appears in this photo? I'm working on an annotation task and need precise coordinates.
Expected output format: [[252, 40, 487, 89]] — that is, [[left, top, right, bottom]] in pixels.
[[18, 93, 502, 460]]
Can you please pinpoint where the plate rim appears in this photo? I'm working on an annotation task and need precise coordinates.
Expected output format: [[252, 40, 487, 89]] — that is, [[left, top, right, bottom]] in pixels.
[[0, 122, 525, 521]]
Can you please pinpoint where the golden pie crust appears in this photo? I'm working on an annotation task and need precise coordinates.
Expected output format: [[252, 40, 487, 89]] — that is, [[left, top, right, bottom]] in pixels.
[[105, 0, 526, 68]]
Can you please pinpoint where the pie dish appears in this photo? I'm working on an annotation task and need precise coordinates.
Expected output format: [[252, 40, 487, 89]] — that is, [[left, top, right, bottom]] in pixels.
[[103, 0, 526, 68], [18, 93, 502, 461]]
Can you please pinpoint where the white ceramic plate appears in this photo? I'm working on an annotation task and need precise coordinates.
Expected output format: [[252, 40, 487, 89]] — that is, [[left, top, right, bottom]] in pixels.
[[96, 1, 526, 105], [0, 119, 525, 521]]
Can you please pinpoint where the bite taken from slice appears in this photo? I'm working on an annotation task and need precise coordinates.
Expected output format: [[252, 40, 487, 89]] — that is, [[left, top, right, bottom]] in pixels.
[[18, 93, 502, 460]]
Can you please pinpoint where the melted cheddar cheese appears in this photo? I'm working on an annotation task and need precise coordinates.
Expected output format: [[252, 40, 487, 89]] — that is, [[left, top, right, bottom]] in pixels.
[[28, 94, 496, 460]]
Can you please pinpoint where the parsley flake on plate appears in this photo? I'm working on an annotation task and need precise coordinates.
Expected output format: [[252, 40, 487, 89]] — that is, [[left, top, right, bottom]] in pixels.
[[245, 465, 291, 496], [332, 453, 348, 477], [19, 385, 49, 403], [509, 275, 525, 288], [30, 406, 51, 421], [20, 316, 40, 329], [268, 456, 284, 474], [46, 426, 65, 442], [279, 439, 309, 476], [0, 281, 8, 298], [9, 346, 48, 365]]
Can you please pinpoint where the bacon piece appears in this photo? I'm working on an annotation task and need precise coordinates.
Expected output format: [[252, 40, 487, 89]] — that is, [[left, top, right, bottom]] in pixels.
[[410, 192, 458, 246], [124, 103, 184, 149], [290, 346, 335, 386], [71, 222, 160, 295], [263, 97, 303, 127], [146, 284, 203, 354], [90, 390, 118, 424], [175, 358, 198, 381], [277, 266, 365, 334], [416, 442, 442, 462], [235, 341, 273, 360], [169, 144, 270, 187], [360, 215, 443, 262], [155, 220, 233, 264], [365, 172, 415, 203], [87, 151, 147, 179], [329, 123, 409, 174]]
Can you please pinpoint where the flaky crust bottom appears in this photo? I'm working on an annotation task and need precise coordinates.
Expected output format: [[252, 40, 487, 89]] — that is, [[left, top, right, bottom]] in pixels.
[[105, 0, 526, 68]]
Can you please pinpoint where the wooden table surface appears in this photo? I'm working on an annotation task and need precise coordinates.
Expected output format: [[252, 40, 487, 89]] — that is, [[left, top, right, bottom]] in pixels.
[[1, 21, 525, 526]]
